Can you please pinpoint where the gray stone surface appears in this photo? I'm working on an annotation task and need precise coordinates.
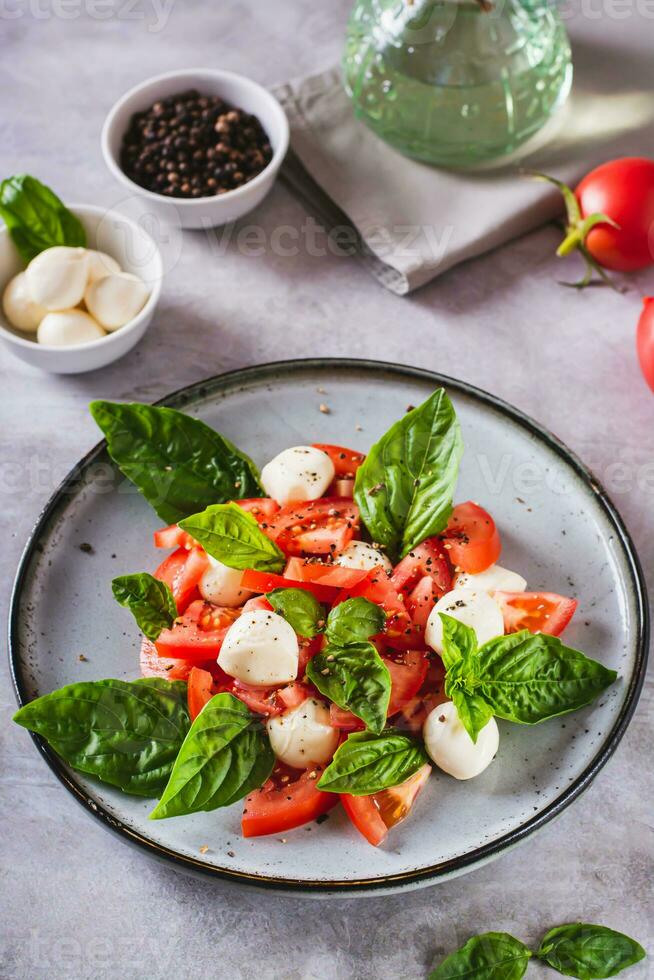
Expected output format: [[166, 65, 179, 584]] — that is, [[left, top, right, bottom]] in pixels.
[[0, 3, 652, 978]]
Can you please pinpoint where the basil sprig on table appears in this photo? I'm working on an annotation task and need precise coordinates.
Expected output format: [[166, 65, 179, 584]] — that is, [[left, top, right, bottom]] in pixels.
[[179, 501, 284, 572], [90, 401, 263, 525], [13, 678, 190, 797], [306, 597, 390, 734], [354, 388, 463, 560], [429, 925, 645, 979], [0, 174, 86, 263], [317, 728, 429, 795], [150, 692, 274, 819], [440, 614, 617, 743], [266, 587, 325, 637], [112, 572, 177, 641]]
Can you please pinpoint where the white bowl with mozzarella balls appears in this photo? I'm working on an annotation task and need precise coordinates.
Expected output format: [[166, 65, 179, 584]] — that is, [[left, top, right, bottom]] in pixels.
[[0, 204, 162, 373]]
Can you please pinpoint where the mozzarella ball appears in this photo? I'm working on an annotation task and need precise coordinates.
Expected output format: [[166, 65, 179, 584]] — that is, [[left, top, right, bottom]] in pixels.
[[335, 540, 392, 573], [455, 563, 527, 594], [198, 555, 253, 608], [26, 246, 89, 311], [37, 309, 105, 347], [423, 701, 499, 779], [266, 697, 339, 768], [2, 272, 47, 332], [84, 272, 148, 330], [425, 587, 504, 654], [86, 249, 121, 283], [261, 446, 335, 505], [218, 609, 299, 686]]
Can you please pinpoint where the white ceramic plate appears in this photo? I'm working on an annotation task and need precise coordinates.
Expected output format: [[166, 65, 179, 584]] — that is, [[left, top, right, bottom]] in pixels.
[[9, 360, 648, 896]]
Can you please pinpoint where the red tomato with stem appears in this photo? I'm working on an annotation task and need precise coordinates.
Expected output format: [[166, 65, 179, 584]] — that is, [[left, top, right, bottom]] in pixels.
[[441, 502, 501, 575], [155, 600, 240, 663], [340, 763, 431, 847], [637, 297, 654, 393], [494, 591, 577, 637], [242, 767, 338, 837]]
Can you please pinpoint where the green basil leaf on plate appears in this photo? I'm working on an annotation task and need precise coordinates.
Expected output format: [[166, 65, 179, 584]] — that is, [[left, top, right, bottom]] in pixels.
[[0, 174, 86, 263], [429, 932, 532, 980], [306, 640, 391, 735], [317, 729, 428, 795], [537, 924, 646, 979], [451, 689, 495, 744], [439, 612, 478, 672], [325, 596, 385, 645], [90, 401, 263, 525], [13, 678, 190, 797], [150, 692, 274, 819], [476, 631, 617, 725], [354, 388, 463, 560], [266, 587, 325, 637], [179, 501, 284, 572], [112, 572, 177, 641]]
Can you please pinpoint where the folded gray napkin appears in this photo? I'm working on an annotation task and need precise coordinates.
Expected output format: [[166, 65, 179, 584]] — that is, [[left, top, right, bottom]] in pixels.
[[275, 38, 654, 295]]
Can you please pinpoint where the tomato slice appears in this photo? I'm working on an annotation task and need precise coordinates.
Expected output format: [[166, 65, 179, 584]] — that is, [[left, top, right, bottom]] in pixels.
[[242, 767, 338, 837], [340, 569, 418, 648], [240, 568, 340, 604], [230, 681, 285, 717], [341, 764, 431, 847], [187, 666, 216, 721], [235, 497, 280, 523], [265, 498, 359, 556], [311, 444, 365, 477], [153, 524, 196, 550], [284, 557, 369, 589], [385, 650, 430, 717], [139, 637, 194, 681], [397, 659, 448, 733], [153, 546, 208, 613], [441, 502, 501, 574], [494, 591, 578, 637], [392, 538, 452, 630], [155, 599, 240, 663]]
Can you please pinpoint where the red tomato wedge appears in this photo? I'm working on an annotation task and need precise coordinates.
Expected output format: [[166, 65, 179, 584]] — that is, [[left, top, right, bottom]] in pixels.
[[155, 600, 240, 663], [311, 444, 365, 477], [153, 546, 208, 613], [153, 524, 196, 550], [265, 498, 359, 556], [139, 637, 194, 681], [341, 764, 431, 847], [187, 666, 216, 721], [392, 538, 453, 630], [340, 570, 420, 649], [230, 681, 286, 717], [242, 767, 338, 837], [385, 651, 430, 718], [494, 591, 578, 637], [240, 569, 340, 604], [398, 659, 448, 733], [284, 557, 369, 589], [235, 497, 280, 523], [441, 502, 501, 574]]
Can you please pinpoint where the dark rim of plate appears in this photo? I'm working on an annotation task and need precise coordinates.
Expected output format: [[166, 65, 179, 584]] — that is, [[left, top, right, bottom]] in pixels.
[[8, 359, 650, 894]]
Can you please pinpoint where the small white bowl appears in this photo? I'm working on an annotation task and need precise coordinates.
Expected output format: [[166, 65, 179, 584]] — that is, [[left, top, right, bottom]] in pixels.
[[0, 204, 162, 374], [101, 68, 290, 230]]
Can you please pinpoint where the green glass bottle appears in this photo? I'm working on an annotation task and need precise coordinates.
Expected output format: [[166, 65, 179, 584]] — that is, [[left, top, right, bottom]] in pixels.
[[343, 0, 573, 168]]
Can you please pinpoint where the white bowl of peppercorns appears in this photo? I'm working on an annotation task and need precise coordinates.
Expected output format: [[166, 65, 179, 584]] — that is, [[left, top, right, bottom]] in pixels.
[[101, 69, 290, 230]]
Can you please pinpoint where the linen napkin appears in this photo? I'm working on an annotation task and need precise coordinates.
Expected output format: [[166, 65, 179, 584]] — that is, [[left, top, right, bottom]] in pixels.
[[274, 42, 654, 295]]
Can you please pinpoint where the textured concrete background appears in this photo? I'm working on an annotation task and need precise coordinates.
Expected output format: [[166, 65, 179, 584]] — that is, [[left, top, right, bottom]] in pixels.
[[0, 2, 652, 978]]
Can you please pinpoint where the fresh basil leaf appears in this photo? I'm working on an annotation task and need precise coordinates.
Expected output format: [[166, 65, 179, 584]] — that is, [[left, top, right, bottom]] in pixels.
[[306, 640, 391, 735], [179, 501, 284, 572], [325, 597, 385, 645], [476, 631, 617, 725], [354, 389, 463, 560], [112, 572, 177, 641], [537, 924, 646, 979], [440, 612, 478, 672], [451, 689, 494, 744], [150, 692, 274, 819], [0, 174, 86, 263], [13, 679, 190, 797], [90, 401, 263, 525], [317, 729, 428, 795], [266, 587, 325, 637], [429, 932, 531, 980]]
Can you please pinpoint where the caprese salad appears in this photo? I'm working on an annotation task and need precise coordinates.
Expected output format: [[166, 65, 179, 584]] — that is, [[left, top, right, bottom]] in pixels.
[[14, 390, 616, 848]]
